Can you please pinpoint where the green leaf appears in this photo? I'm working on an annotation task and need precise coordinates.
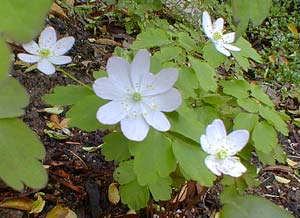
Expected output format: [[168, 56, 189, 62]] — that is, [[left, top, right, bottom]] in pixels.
[[232, 37, 262, 71], [252, 121, 277, 153], [92, 70, 107, 79], [256, 150, 275, 165], [172, 139, 215, 186], [258, 105, 288, 136], [42, 85, 94, 106], [196, 106, 219, 127], [189, 57, 217, 92], [113, 160, 136, 185], [175, 66, 198, 99], [148, 176, 172, 201], [177, 32, 198, 51], [0, 118, 47, 190], [66, 95, 107, 132], [119, 179, 149, 210], [202, 94, 231, 105], [237, 98, 259, 113], [102, 132, 131, 162], [0, 0, 52, 42], [220, 79, 250, 99], [0, 38, 11, 82], [129, 131, 176, 186], [250, 85, 274, 107], [131, 28, 171, 50], [203, 43, 226, 68], [0, 77, 29, 118], [220, 195, 294, 218], [233, 113, 259, 132], [232, 0, 272, 38]]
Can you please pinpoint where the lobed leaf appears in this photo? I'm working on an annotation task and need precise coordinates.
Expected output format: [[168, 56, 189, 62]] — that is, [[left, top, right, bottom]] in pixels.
[[203, 43, 226, 68], [252, 121, 277, 153], [220, 79, 250, 99], [148, 177, 172, 201], [113, 160, 136, 185], [0, 38, 11, 83]]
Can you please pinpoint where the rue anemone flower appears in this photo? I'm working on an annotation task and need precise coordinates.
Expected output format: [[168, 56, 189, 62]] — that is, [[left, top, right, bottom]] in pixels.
[[200, 119, 249, 177], [18, 26, 75, 75], [202, 11, 240, 57], [93, 49, 182, 141]]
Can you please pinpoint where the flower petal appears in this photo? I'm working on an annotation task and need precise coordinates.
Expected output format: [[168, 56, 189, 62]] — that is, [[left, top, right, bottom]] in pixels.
[[213, 18, 224, 33], [204, 155, 222, 176], [93, 77, 128, 100], [226, 130, 249, 155], [18, 54, 40, 63], [219, 157, 247, 177], [200, 135, 219, 155], [97, 100, 130, 125], [130, 49, 151, 91], [202, 11, 213, 39], [22, 41, 40, 55], [107, 56, 133, 92], [141, 103, 170, 131], [222, 32, 235, 43], [37, 59, 56, 75], [52, 36, 75, 56], [39, 26, 57, 49], [121, 113, 149, 141], [141, 68, 179, 96], [205, 119, 227, 152], [214, 42, 231, 56], [143, 88, 182, 112], [222, 43, 241, 52], [48, 56, 72, 65]]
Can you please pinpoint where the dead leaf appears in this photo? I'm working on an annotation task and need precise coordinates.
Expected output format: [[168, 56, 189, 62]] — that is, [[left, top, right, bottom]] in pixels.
[[50, 3, 68, 19], [0, 197, 33, 211], [287, 23, 298, 38], [108, 183, 120, 205], [279, 56, 288, 65], [29, 194, 45, 214], [65, 0, 74, 7], [268, 54, 276, 63], [46, 205, 69, 218], [172, 182, 188, 203], [95, 38, 121, 46], [66, 208, 77, 218], [287, 158, 298, 168], [274, 175, 291, 184]]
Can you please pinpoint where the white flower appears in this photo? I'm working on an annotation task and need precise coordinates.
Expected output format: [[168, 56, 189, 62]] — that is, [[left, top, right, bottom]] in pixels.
[[200, 119, 249, 177], [93, 49, 182, 141], [202, 11, 240, 56], [18, 26, 75, 75]]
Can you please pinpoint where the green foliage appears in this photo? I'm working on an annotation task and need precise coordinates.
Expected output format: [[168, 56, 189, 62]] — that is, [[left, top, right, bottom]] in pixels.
[[252, 121, 277, 153], [203, 43, 226, 68], [0, 39, 11, 82]]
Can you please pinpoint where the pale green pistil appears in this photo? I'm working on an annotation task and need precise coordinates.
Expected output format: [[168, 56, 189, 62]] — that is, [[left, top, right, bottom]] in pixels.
[[216, 150, 227, 160], [133, 92, 142, 101], [39, 49, 51, 58], [213, 32, 223, 40]]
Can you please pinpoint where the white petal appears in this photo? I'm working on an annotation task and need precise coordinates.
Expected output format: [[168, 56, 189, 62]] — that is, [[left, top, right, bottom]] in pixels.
[[204, 155, 222, 176], [141, 103, 170, 131], [226, 130, 249, 155], [222, 32, 235, 43], [107, 56, 133, 92], [219, 157, 247, 177], [97, 101, 130, 125], [22, 41, 40, 55], [52, 36, 75, 56], [143, 88, 182, 112], [202, 11, 213, 39], [121, 113, 149, 141], [141, 68, 179, 96], [130, 49, 151, 91], [93, 77, 128, 100], [214, 42, 231, 56], [48, 56, 72, 65], [18, 54, 40, 63], [222, 43, 241, 52], [205, 119, 227, 151], [39, 26, 57, 49], [213, 18, 224, 33], [37, 59, 56, 75], [200, 135, 219, 155]]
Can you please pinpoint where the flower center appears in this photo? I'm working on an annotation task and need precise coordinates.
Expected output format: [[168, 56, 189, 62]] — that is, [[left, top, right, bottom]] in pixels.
[[133, 92, 142, 101], [216, 150, 227, 160], [213, 32, 223, 40], [39, 49, 51, 58]]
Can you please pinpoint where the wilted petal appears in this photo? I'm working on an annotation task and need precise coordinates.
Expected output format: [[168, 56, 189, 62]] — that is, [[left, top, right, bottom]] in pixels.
[[48, 56, 72, 65], [222, 32, 235, 43], [223, 43, 241, 52], [226, 130, 249, 155], [202, 11, 213, 39], [219, 157, 247, 177], [37, 59, 56, 75], [18, 54, 40, 63], [141, 103, 170, 131], [141, 68, 178, 95], [121, 114, 149, 141], [213, 18, 224, 33], [22, 41, 40, 55], [205, 119, 227, 149], [215, 43, 231, 56], [205, 155, 222, 176], [130, 49, 151, 91], [52, 37, 75, 56], [39, 26, 57, 49], [93, 77, 127, 100], [97, 101, 130, 125]]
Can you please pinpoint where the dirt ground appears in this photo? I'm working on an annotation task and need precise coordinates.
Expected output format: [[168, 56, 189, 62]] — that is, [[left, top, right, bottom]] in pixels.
[[0, 2, 300, 218]]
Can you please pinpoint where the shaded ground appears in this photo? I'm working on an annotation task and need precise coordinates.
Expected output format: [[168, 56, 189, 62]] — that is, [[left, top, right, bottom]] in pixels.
[[0, 2, 299, 218]]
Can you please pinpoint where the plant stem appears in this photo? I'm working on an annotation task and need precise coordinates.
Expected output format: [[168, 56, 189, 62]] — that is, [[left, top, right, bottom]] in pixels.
[[57, 67, 93, 91]]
